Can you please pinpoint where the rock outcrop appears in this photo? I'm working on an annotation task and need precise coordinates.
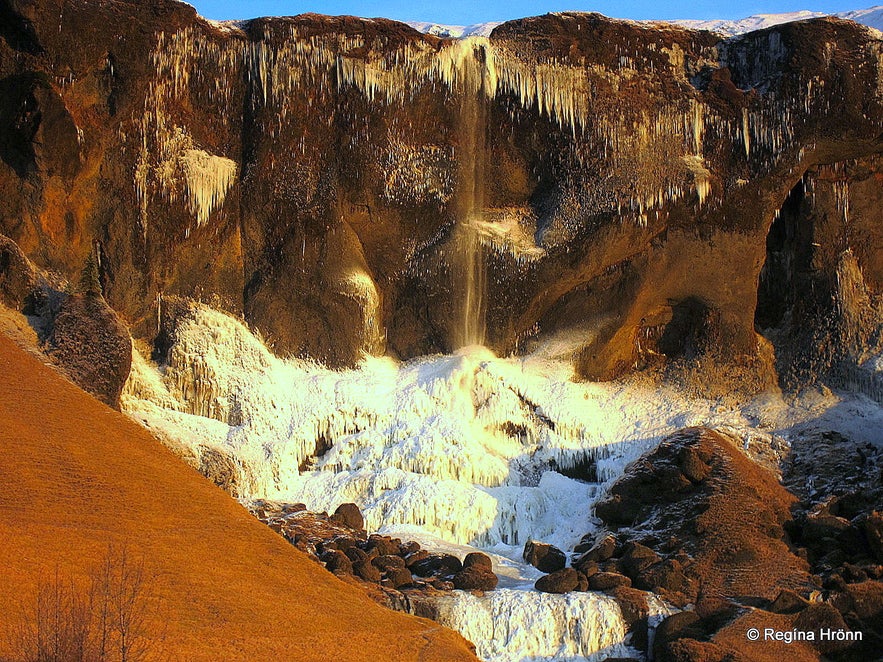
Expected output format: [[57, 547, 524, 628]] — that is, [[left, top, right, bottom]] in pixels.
[[1, 1, 881, 379]]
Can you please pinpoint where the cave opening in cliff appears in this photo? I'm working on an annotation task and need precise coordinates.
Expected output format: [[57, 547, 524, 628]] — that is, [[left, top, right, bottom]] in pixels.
[[755, 178, 809, 335]]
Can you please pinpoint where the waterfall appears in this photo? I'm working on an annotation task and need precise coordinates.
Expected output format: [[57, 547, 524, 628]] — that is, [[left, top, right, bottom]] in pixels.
[[453, 39, 489, 349]]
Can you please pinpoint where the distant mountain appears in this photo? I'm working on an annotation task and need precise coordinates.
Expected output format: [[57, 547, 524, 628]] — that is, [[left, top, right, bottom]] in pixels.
[[408, 6, 883, 37], [674, 5, 883, 35]]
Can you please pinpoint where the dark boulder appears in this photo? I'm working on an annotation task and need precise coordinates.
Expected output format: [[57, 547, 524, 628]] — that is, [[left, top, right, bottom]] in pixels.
[[452, 566, 498, 591], [385, 566, 415, 589], [322, 549, 353, 575], [535, 568, 580, 594], [331, 503, 365, 531], [372, 554, 407, 572], [353, 559, 382, 583], [523, 539, 566, 573], [462, 552, 493, 571], [410, 554, 462, 578], [588, 572, 632, 591]]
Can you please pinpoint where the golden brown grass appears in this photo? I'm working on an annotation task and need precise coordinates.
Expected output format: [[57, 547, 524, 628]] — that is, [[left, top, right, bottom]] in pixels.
[[0, 332, 477, 661]]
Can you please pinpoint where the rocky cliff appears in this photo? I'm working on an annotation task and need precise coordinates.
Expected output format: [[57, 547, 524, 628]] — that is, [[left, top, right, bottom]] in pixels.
[[2, 0, 882, 379]]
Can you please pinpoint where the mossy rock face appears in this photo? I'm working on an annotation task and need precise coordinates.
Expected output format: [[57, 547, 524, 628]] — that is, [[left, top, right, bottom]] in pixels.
[[48, 293, 132, 409]]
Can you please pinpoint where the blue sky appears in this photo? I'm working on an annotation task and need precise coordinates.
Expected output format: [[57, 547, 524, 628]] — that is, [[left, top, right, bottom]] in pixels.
[[190, 0, 872, 25]]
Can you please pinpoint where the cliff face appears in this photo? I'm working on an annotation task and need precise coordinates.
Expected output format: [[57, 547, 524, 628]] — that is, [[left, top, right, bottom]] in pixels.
[[1, 0, 882, 375]]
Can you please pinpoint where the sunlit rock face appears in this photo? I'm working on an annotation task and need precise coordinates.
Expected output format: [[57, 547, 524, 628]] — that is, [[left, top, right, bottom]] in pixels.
[[2, 1, 882, 375]]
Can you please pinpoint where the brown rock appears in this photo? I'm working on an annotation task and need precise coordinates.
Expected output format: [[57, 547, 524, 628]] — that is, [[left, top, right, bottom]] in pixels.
[[609, 587, 649, 626], [617, 542, 661, 578], [652, 611, 704, 661], [322, 549, 353, 575], [863, 512, 883, 563], [588, 572, 632, 591], [410, 554, 462, 578], [372, 554, 406, 572], [575, 572, 589, 592], [452, 566, 498, 591], [793, 603, 852, 654], [768, 589, 810, 614], [331, 503, 364, 531], [353, 559, 382, 583], [535, 568, 580, 594], [0, 235, 37, 309], [523, 539, 566, 573], [48, 293, 132, 409], [365, 535, 401, 557], [386, 567, 415, 589], [679, 446, 711, 483], [463, 552, 493, 571]]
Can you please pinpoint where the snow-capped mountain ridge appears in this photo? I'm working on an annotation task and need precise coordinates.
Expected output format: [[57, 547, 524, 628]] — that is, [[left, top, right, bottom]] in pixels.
[[407, 5, 883, 38]]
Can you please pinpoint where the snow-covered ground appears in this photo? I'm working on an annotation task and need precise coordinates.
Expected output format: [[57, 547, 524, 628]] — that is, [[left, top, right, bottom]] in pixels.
[[406, 6, 883, 38], [122, 303, 883, 661]]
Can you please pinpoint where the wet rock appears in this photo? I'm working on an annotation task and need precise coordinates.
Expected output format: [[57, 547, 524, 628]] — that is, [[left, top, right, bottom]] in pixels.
[[331, 503, 364, 531], [535, 568, 580, 594], [404, 549, 430, 567], [523, 540, 566, 573], [198, 446, 241, 497]]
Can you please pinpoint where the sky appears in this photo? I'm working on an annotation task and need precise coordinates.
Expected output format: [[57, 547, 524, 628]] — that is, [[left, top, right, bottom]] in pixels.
[[188, 0, 873, 26]]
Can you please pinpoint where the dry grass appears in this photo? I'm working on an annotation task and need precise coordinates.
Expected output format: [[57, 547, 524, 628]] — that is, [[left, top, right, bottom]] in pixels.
[[0, 331, 477, 662]]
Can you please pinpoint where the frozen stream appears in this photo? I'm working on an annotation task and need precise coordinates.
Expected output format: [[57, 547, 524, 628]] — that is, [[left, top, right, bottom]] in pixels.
[[122, 304, 883, 661]]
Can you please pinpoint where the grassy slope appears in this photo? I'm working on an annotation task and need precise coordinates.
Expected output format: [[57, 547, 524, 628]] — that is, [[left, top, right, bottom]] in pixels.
[[0, 332, 477, 661]]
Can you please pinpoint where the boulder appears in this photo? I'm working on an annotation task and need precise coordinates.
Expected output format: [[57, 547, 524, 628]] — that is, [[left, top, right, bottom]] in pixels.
[[322, 550, 353, 575], [863, 512, 883, 563], [410, 554, 462, 578], [588, 572, 632, 591], [452, 566, 498, 591], [768, 589, 810, 614], [462, 552, 493, 571], [331, 503, 364, 531], [371, 555, 406, 572], [535, 568, 580, 594], [617, 543, 661, 578], [365, 535, 401, 557], [385, 567, 415, 589], [353, 559, 382, 583], [523, 540, 566, 573]]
